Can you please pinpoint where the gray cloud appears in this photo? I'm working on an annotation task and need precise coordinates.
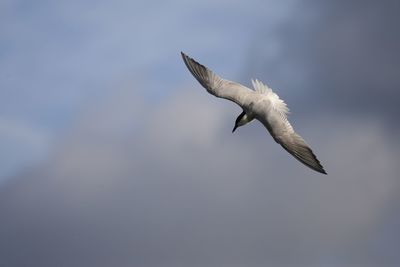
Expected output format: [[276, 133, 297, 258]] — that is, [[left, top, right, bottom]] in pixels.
[[0, 85, 399, 266], [1, 0, 400, 266], [244, 0, 400, 121]]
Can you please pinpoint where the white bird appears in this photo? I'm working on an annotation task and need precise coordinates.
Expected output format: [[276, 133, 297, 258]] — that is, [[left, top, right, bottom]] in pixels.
[[181, 52, 326, 174]]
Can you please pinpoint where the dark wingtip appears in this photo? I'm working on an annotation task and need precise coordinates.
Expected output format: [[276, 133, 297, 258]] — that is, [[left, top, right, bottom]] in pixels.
[[180, 51, 193, 71], [314, 162, 327, 175], [181, 51, 189, 62], [314, 155, 327, 175], [312, 158, 327, 175], [308, 165, 327, 175], [307, 147, 327, 175]]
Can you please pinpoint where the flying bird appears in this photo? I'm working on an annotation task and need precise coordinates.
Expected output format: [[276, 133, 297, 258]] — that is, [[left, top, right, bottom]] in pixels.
[[181, 52, 326, 174]]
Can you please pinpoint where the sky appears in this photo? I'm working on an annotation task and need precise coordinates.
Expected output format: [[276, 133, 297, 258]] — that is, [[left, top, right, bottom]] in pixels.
[[1, 0, 400, 266]]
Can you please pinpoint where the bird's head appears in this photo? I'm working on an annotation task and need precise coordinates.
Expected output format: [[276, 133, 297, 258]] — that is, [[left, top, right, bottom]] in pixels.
[[232, 111, 253, 133]]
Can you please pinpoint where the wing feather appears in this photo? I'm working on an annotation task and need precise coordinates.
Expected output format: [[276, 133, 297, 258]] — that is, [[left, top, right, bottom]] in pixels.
[[278, 131, 327, 174], [181, 52, 252, 106], [253, 82, 327, 174], [251, 79, 289, 117], [181, 52, 326, 174]]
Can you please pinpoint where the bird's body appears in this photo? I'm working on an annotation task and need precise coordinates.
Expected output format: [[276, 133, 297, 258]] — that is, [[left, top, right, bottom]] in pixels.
[[181, 52, 326, 174]]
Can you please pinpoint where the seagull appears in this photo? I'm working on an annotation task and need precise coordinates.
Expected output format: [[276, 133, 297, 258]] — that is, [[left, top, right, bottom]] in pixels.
[[181, 52, 326, 174]]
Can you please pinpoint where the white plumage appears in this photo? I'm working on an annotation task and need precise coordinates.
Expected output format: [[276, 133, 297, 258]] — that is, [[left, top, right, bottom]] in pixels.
[[181, 52, 326, 174], [251, 79, 290, 117]]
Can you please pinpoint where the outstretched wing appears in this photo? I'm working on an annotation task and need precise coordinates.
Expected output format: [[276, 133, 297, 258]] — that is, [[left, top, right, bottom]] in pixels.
[[278, 130, 326, 174], [181, 52, 253, 107], [253, 80, 327, 174]]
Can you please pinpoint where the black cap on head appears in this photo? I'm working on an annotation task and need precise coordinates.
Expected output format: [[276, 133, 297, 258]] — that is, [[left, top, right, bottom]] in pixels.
[[232, 111, 246, 133]]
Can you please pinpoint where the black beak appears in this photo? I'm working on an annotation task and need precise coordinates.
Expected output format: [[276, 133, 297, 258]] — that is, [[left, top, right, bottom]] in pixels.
[[232, 125, 238, 133], [233, 110, 245, 133]]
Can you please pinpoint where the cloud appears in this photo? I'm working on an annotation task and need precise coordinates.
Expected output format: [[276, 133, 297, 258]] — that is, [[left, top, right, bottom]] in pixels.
[[0, 84, 399, 266], [0, 0, 299, 182], [244, 0, 400, 121], [1, 0, 400, 266], [0, 118, 51, 182]]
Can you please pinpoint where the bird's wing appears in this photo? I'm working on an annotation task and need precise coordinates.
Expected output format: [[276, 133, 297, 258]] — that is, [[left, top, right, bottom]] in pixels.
[[253, 80, 327, 174], [181, 52, 253, 107], [277, 130, 326, 174]]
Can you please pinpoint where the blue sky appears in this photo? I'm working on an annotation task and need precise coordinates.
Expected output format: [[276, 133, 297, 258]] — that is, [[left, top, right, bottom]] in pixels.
[[1, 0, 400, 266], [0, 0, 301, 181]]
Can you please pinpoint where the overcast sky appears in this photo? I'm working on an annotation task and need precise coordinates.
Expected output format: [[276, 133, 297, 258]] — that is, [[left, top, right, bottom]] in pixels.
[[1, 0, 400, 266]]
